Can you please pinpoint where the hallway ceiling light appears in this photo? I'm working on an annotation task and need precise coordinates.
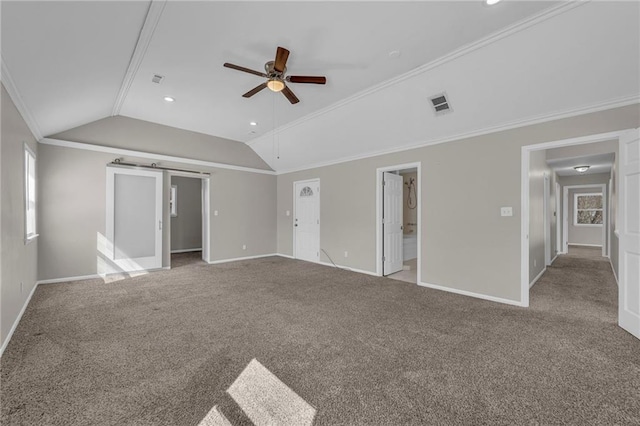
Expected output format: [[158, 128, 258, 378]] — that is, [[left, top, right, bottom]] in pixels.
[[486, 0, 502, 5], [574, 166, 590, 173], [163, 96, 175, 102]]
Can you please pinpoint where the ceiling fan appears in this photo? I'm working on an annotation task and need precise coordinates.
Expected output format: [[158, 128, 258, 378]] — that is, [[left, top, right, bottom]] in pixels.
[[223, 46, 326, 104]]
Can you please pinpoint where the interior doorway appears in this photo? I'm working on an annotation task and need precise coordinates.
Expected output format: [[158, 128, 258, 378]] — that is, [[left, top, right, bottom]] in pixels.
[[169, 173, 210, 268], [376, 162, 421, 284]]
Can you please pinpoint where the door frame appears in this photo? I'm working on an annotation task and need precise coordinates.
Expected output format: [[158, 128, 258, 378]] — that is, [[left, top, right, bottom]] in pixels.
[[521, 129, 630, 307], [562, 184, 607, 256], [544, 174, 551, 266], [375, 162, 422, 283], [106, 165, 164, 272], [168, 171, 211, 265], [293, 178, 320, 263]]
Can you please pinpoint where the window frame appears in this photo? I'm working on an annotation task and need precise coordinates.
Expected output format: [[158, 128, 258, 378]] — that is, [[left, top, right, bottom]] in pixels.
[[573, 192, 603, 227], [24, 143, 38, 243]]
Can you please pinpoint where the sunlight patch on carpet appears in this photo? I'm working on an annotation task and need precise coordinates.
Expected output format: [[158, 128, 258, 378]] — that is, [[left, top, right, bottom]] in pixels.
[[227, 358, 316, 426]]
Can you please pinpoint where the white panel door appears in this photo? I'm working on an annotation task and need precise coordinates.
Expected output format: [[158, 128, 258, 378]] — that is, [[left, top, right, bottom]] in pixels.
[[618, 129, 640, 339], [294, 180, 320, 263], [106, 167, 163, 271], [383, 172, 403, 275]]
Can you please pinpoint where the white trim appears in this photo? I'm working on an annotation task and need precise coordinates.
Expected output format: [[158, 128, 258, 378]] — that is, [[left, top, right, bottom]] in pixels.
[[40, 138, 275, 175], [0, 282, 39, 358], [521, 131, 629, 309], [318, 261, 378, 277], [529, 267, 547, 289], [376, 163, 422, 285], [37, 274, 101, 285], [171, 248, 202, 254], [418, 281, 525, 307], [276, 253, 295, 259], [568, 243, 603, 248], [202, 178, 211, 263], [1, 55, 43, 140], [111, 0, 166, 116], [249, 1, 586, 149], [551, 254, 559, 265], [609, 258, 619, 286], [207, 253, 278, 265], [23, 143, 37, 243]]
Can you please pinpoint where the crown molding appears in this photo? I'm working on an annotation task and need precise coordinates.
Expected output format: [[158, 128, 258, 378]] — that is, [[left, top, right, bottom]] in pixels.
[[247, 0, 587, 148], [275, 95, 639, 175], [111, 0, 167, 116], [40, 137, 276, 175], [1, 55, 44, 141]]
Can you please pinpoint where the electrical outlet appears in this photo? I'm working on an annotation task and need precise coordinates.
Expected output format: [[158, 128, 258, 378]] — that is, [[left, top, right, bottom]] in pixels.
[[286, 210, 290, 216], [242, 244, 246, 250], [500, 207, 513, 217], [344, 251, 348, 258], [214, 210, 219, 216]]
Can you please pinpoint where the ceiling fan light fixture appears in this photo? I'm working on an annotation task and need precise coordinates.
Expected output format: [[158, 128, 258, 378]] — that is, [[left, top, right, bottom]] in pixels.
[[267, 78, 285, 92], [574, 166, 590, 173]]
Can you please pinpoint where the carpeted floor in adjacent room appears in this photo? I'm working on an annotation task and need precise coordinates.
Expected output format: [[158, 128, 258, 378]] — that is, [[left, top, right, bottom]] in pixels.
[[1, 249, 639, 425]]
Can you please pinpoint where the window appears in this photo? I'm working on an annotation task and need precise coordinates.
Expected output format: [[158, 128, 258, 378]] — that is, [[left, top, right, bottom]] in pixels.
[[574, 192, 603, 226], [170, 185, 178, 217], [24, 144, 37, 242]]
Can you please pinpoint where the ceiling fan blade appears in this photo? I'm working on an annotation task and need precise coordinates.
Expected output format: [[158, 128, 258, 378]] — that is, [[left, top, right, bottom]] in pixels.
[[281, 85, 300, 104], [242, 82, 268, 98], [274, 47, 290, 73], [223, 63, 267, 78], [286, 76, 327, 85]]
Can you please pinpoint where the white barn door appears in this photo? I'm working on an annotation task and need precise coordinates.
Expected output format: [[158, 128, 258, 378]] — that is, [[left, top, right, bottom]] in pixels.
[[294, 180, 320, 263], [618, 129, 640, 339], [383, 172, 403, 275], [106, 167, 163, 272]]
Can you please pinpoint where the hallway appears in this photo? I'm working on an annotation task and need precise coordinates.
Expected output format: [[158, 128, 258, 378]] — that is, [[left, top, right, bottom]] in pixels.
[[531, 245, 618, 325]]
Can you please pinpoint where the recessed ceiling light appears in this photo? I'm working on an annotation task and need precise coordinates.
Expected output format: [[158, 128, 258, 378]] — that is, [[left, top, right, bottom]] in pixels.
[[163, 96, 175, 102], [388, 50, 401, 58], [574, 166, 590, 173], [486, 0, 501, 5], [250, 121, 257, 126]]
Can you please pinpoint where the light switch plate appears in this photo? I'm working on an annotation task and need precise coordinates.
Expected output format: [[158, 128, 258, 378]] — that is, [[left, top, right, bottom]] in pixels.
[[501, 207, 513, 217], [286, 210, 290, 216], [214, 210, 219, 216]]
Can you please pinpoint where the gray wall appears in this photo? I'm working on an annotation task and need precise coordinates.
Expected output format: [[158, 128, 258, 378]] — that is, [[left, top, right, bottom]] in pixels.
[[51, 115, 272, 171], [1, 84, 38, 349], [277, 104, 639, 303], [170, 176, 202, 252], [38, 144, 276, 281], [568, 187, 604, 246]]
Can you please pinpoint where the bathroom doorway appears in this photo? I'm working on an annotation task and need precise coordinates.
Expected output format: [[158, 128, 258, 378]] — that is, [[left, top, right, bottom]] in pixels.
[[376, 162, 421, 284]]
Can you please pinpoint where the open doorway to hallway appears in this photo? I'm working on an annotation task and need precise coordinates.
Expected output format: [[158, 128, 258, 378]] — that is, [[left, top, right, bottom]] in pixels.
[[522, 129, 640, 340], [376, 163, 421, 284]]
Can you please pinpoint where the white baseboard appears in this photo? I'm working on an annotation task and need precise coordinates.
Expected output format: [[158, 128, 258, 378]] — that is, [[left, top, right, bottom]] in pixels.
[[609, 258, 619, 286], [318, 260, 378, 277], [171, 248, 202, 254], [529, 267, 547, 289], [418, 281, 524, 307], [0, 282, 39, 358], [275, 253, 295, 259], [550, 254, 559, 265], [207, 253, 278, 265], [568, 243, 602, 248], [37, 274, 101, 285]]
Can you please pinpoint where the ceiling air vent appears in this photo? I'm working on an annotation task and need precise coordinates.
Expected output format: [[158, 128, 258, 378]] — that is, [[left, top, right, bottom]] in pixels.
[[430, 93, 452, 116], [151, 74, 164, 84]]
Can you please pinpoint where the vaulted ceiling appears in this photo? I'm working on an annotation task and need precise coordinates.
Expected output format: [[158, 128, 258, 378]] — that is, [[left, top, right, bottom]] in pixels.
[[2, 1, 639, 173]]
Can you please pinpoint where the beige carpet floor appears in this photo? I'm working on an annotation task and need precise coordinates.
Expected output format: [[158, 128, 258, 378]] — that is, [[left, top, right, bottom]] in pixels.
[[1, 251, 639, 425]]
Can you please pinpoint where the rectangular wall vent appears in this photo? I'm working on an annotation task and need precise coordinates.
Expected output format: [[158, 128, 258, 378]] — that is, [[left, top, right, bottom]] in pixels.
[[429, 93, 452, 115], [151, 74, 164, 84]]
